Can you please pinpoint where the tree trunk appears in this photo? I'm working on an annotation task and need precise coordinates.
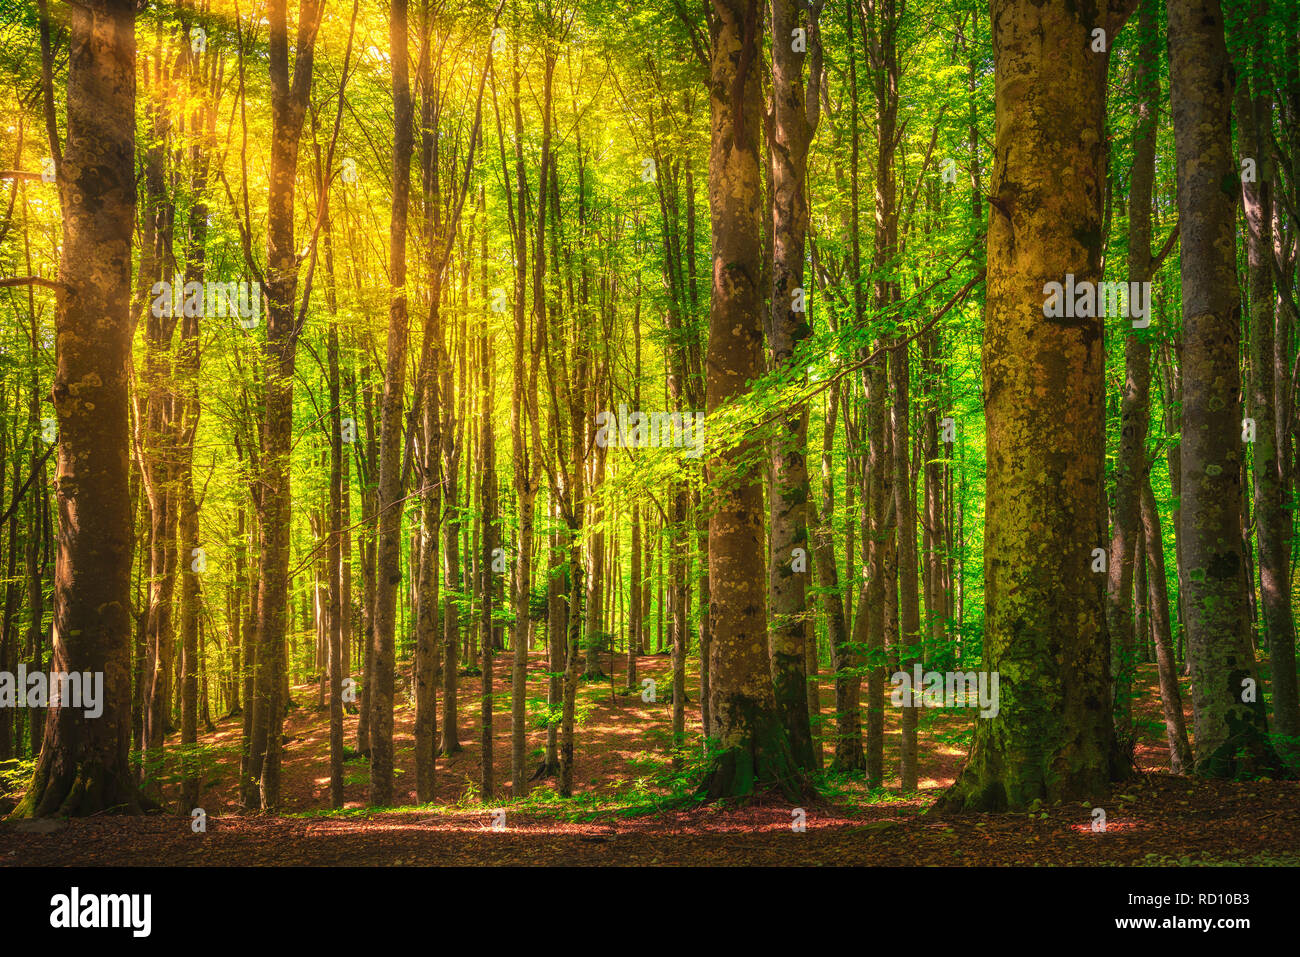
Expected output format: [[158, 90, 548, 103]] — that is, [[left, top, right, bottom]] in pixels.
[[1237, 28, 1299, 738], [368, 0, 412, 807], [937, 0, 1126, 812], [1167, 0, 1282, 777], [767, 0, 822, 774], [1141, 478, 1194, 774], [1106, 0, 1158, 761], [701, 0, 804, 801], [250, 0, 322, 811], [13, 0, 143, 818]]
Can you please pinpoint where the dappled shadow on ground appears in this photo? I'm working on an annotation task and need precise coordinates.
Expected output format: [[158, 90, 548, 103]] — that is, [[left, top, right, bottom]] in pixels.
[[3, 657, 1297, 865], [3, 774, 1297, 865]]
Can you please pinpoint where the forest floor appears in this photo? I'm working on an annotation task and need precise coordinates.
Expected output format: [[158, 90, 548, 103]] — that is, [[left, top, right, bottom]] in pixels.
[[2, 653, 1298, 865]]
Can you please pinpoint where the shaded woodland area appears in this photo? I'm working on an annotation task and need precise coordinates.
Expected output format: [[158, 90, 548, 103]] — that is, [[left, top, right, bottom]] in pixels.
[[0, 0, 1298, 869]]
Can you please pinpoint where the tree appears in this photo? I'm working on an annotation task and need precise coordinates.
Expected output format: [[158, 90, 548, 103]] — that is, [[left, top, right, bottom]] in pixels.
[[767, 0, 824, 774], [937, 0, 1134, 812], [1105, 0, 1158, 754], [1167, 0, 1282, 778], [247, 0, 324, 811], [1235, 0, 1299, 739], [701, 0, 803, 801], [13, 0, 143, 818], [369, 0, 414, 808]]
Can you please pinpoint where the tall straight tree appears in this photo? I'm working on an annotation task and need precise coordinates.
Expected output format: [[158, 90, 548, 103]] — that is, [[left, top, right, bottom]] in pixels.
[[1167, 0, 1282, 776], [768, 0, 823, 774], [702, 0, 803, 800], [248, 0, 323, 811], [1236, 5, 1299, 739], [1105, 0, 1159, 753], [938, 0, 1134, 812], [860, 0, 917, 790], [412, 3, 490, 805], [369, 0, 415, 807], [508, 14, 553, 795], [13, 0, 142, 818]]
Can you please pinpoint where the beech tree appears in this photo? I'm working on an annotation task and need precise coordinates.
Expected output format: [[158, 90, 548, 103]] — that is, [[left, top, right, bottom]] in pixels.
[[1167, 0, 1282, 777], [701, 0, 803, 800], [938, 0, 1134, 812], [3, 0, 1296, 846], [13, 0, 142, 818]]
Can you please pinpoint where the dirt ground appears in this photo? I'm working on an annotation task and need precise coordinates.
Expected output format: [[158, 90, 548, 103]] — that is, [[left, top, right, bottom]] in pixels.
[[2, 653, 1297, 865]]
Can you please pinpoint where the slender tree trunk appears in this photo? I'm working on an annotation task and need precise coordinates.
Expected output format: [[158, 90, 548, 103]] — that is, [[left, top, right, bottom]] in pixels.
[[326, 264, 345, 809], [767, 0, 822, 773], [1106, 0, 1159, 759], [1237, 28, 1299, 737], [1168, 0, 1282, 776], [479, 325, 496, 801], [1141, 478, 1194, 774], [368, 0, 413, 807], [250, 0, 322, 811], [815, 385, 863, 771]]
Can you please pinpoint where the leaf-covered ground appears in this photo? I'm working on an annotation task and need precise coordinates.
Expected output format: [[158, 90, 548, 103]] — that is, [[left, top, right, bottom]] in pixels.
[[2, 654, 1297, 865]]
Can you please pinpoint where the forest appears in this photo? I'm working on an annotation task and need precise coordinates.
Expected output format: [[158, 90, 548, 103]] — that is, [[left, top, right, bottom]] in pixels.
[[0, 0, 1298, 873]]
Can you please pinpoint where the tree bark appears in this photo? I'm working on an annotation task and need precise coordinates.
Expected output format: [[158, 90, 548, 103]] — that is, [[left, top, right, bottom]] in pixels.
[[368, 0, 413, 807], [1106, 0, 1158, 759], [13, 0, 143, 818], [767, 0, 822, 774], [1141, 478, 1194, 774], [1167, 0, 1282, 777], [937, 0, 1128, 812], [250, 0, 322, 810], [701, 0, 804, 801]]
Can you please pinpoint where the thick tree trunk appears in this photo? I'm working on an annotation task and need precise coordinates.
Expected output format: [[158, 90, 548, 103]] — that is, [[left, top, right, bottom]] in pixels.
[[701, 0, 804, 801], [13, 0, 142, 818], [937, 0, 1126, 812]]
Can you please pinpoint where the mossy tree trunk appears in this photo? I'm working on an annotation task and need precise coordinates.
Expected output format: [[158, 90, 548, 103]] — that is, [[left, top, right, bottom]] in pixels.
[[701, 0, 805, 802], [937, 0, 1134, 813], [1167, 0, 1283, 778]]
